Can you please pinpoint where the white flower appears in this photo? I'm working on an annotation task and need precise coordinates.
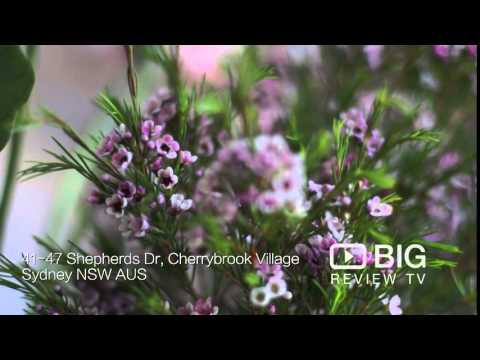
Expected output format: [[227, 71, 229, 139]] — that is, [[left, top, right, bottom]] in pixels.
[[250, 287, 271, 307], [265, 276, 288, 299], [156, 167, 178, 190], [170, 193, 193, 212]]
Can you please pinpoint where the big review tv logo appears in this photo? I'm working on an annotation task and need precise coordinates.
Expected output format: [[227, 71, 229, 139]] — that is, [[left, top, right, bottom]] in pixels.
[[329, 243, 426, 270]]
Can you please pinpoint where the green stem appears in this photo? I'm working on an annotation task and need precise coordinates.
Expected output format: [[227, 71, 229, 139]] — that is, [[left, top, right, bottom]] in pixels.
[[0, 46, 37, 251], [0, 124, 23, 250]]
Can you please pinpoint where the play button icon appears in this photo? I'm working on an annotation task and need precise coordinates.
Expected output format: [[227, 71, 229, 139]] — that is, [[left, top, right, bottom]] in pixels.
[[344, 249, 354, 263], [330, 243, 368, 270]]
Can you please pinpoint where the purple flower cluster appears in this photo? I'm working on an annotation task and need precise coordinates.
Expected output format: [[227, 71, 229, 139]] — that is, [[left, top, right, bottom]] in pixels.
[[252, 79, 289, 133], [195, 134, 307, 220], [340, 107, 385, 158], [295, 233, 338, 275], [89, 90, 198, 240]]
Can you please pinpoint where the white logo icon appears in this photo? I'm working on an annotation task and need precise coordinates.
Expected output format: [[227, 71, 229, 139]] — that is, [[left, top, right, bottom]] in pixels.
[[330, 243, 367, 270]]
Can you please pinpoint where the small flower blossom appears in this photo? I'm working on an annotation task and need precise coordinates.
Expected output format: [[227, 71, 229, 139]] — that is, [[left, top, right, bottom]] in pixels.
[[87, 189, 105, 205], [381, 294, 402, 315], [177, 298, 219, 315], [157, 167, 178, 190], [255, 262, 283, 282], [117, 181, 136, 201], [156, 134, 180, 159], [105, 194, 128, 218], [141, 120, 163, 149], [144, 89, 177, 125], [97, 134, 117, 157], [180, 150, 198, 165], [119, 214, 150, 238], [414, 109, 436, 130], [96, 124, 132, 157], [156, 193, 166, 205], [363, 45, 384, 70], [308, 233, 338, 254], [255, 191, 281, 214], [434, 45, 450, 59], [367, 196, 393, 217], [170, 194, 193, 213], [111, 147, 133, 172], [467, 45, 477, 57], [198, 136, 215, 156], [341, 108, 368, 141], [150, 157, 163, 172], [116, 124, 133, 139], [308, 180, 334, 200], [250, 287, 271, 307], [366, 129, 385, 157], [439, 152, 460, 170], [132, 186, 146, 204], [323, 211, 348, 242], [265, 276, 288, 299]]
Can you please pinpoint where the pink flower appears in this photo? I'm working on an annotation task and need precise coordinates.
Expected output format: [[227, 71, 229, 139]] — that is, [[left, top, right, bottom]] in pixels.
[[150, 157, 163, 172], [180, 150, 198, 165], [170, 193, 193, 213], [198, 136, 215, 156], [87, 188, 105, 205], [105, 194, 128, 218], [157, 167, 178, 190], [414, 110, 435, 130], [111, 147, 133, 172], [177, 297, 219, 315], [308, 180, 334, 200], [117, 181, 136, 201], [382, 295, 402, 315], [434, 45, 450, 59], [367, 196, 393, 217], [252, 79, 287, 133], [363, 45, 384, 70], [308, 233, 338, 254], [97, 124, 133, 157], [439, 152, 460, 170], [119, 214, 150, 238], [143, 88, 177, 125], [255, 191, 281, 214], [156, 134, 180, 159], [323, 211, 348, 242], [97, 134, 117, 157], [341, 108, 368, 141], [366, 129, 385, 157], [141, 120, 163, 149], [467, 45, 477, 57], [255, 261, 283, 282]]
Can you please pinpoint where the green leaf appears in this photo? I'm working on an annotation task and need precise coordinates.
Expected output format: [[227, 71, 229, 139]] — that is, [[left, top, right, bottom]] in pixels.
[[356, 169, 396, 189], [0, 45, 35, 152], [368, 228, 393, 244], [400, 129, 441, 144], [306, 130, 332, 169], [243, 272, 261, 287], [196, 92, 224, 114], [410, 239, 462, 255], [427, 259, 458, 269]]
